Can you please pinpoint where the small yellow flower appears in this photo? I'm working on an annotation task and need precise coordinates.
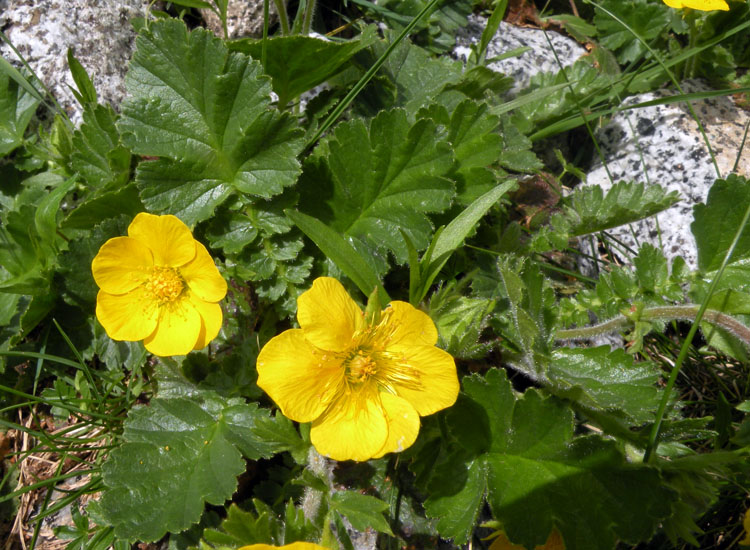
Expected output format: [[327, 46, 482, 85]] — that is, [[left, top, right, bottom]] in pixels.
[[91, 212, 227, 356], [257, 277, 459, 462], [239, 544, 328, 550], [661, 0, 729, 10]]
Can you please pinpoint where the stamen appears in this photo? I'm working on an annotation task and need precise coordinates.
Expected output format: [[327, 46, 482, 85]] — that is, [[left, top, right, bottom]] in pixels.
[[146, 266, 185, 303]]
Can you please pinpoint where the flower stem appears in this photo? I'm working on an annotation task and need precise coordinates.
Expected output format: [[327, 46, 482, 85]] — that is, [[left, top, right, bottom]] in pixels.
[[556, 304, 750, 347]]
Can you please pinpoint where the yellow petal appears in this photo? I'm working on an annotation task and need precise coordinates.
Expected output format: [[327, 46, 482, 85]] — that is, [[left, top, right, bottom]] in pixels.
[[386, 301, 438, 346], [389, 345, 459, 416], [373, 392, 420, 458], [257, 329, 343, 423], [297, 277, 363, 352], [239, 544, 329, 550], [662, 0, 728, 9], [311, 389, 388, 461], [128, 212, 197, 267], [91, 236, 153, 294], [95, 287, 159, 341], [189, 294, 223, 351], [182, 242, 227, 302], [142, 298, 202, 356]]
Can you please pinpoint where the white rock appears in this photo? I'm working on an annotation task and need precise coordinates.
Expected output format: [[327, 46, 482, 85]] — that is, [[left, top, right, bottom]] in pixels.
[[454, 14, 587, 94], [0, 0, 149, 123], [586, 79, 750, 269]]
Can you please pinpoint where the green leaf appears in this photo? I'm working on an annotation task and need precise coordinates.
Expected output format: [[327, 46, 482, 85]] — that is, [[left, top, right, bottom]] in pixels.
[[118, 19, 303, 225], [0, 71, 40, 156], [228, 28, 377, 107], [298, 109, 454, 265], [552, 181, 681, 238], [330, 491, 393, 535], [286, 209, 389, 305], [692, 174, 750, 273], [202, 502, 276, 546], [548, 347, 662, 423], [423, 453, 486, 544], [357, 37, 463, 116], [67, 49, 97, 105], [431, 292, 494, 359], [379, 0, 472, 53], [34, 176, 76, 248], [414, 181, 515, 304], [593, 0, 669, 64], [426, 369, 675, 550], [98, 395, 294, 541], [71, 104, 131, 191], [62, 184, 143, 230], [0, 205, 47, 294]]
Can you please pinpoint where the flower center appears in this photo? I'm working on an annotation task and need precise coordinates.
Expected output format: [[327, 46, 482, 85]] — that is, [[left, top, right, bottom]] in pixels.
[[146, 266, 185, 303], [344, 350, 378, 383]]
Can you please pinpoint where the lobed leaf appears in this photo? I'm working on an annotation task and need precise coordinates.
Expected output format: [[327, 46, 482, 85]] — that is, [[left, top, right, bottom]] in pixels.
[[298, 109, 454, 266], [425, 369, 674, 549], [97, 394, 302, 541], [118, 19, 303, 225]]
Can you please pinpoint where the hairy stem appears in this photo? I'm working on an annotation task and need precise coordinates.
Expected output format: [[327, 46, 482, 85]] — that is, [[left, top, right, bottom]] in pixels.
[[556, 304, 750, 349]]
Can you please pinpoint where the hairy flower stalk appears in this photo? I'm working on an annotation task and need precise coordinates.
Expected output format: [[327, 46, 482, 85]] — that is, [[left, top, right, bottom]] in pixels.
[[556, 304, 750, 348], [257, 277, 459, 461]]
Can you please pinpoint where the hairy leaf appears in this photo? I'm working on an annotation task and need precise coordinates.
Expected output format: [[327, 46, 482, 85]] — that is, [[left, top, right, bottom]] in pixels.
[[548, 347, 662, 423], [118, 19, 303, 224], [553, 181, 680, 238], [298, 109, 454, 266]]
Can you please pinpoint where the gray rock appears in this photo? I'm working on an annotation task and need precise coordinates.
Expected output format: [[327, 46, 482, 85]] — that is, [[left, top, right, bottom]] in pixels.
[[453, 14, 587, 94], [585, 79, 750, 269], [0, 0, 149, 123]]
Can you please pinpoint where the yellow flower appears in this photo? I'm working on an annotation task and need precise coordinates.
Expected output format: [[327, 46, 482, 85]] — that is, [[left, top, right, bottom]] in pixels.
[[741, 508, 750, 546], [239, 544, 328, 550], [661, 0, 729, 10], [91, 212, 227, 356], [257, 277, 459, 462], [487, 527, 565, 550]]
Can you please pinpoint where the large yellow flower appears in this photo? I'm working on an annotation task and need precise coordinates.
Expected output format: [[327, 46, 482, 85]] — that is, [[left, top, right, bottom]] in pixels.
[[257, 277, 459, 462], [91, 212, 227, 356], [661, 0, 729, 10]]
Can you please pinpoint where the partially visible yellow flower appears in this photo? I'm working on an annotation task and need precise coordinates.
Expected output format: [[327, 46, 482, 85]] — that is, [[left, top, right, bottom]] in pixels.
[[740, 508, 750, 546], [487, 527, 565, 550], [91, 212, 227, 356], [662, 0, 729, 10], [257, 277, 459, 462], [239, 544, 328, 550]]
